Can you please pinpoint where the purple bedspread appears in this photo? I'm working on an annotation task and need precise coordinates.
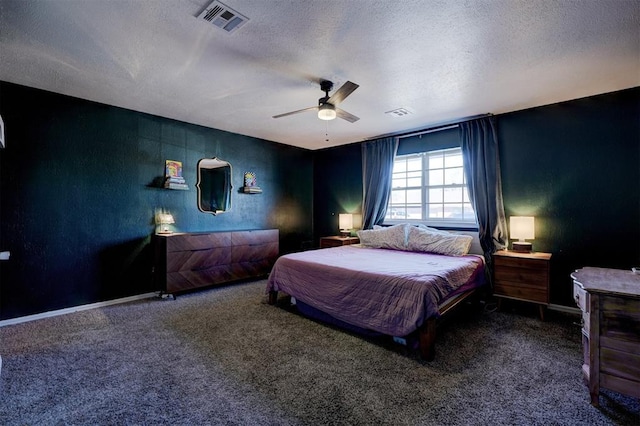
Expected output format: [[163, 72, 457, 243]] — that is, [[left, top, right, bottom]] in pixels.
[[266, 246, 485, 336]]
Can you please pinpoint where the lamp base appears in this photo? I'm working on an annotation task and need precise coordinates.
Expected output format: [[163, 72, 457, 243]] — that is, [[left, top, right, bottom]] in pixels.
[[512, 241, 532, 253], [340, 230, 351, 237]]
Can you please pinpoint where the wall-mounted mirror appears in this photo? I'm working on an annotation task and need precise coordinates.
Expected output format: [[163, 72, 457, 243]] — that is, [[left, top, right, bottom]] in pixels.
[[197, 157, 232, 215]]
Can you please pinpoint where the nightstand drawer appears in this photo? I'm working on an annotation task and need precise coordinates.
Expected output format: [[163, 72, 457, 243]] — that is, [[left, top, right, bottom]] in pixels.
[[494, 266, 548, 288], [494, 255, 549, 271], [493, 281, 548, 303]]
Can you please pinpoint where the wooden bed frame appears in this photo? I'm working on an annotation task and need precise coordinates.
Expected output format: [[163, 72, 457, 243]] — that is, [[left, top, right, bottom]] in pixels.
[[268, 286, 481, 361], [268, 230, 484, 361], [416, 288, 480, 360]]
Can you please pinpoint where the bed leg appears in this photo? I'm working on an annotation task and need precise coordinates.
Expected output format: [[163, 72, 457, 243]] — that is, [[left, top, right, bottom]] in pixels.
[[418, 318, 437, 361], [268, 290, 278, 305]]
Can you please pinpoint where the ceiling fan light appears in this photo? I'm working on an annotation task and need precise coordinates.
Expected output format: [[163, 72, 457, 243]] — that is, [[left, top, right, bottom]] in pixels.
[[318, 103, 336, 120]]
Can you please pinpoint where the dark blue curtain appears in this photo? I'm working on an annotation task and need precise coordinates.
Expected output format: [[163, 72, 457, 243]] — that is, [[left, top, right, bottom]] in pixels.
[[361, 137, 399, 229], [460, 117, 508, 261]]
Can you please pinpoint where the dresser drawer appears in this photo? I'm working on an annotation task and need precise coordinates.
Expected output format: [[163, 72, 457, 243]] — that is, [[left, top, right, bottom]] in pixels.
[[573, 281, 589, 312]]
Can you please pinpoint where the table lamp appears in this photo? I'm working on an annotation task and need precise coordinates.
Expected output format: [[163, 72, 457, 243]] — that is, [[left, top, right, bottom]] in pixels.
[[156, 212, 175, 234], [339, 213, 353, 237], [510, 216, 535, 252]]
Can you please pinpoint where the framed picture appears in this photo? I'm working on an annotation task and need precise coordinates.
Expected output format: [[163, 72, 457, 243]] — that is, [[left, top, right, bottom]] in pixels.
[[243, 171, 262, 194], [165, 160, 183, 178]]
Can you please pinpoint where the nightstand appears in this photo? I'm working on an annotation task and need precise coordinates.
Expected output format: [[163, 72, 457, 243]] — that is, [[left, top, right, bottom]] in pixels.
[[320, 236, 360, 248], [492, 250, 552, 320]]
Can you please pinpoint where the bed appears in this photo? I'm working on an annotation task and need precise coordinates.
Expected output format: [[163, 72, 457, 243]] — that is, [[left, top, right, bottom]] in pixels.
[[266, 224, 486, 360]]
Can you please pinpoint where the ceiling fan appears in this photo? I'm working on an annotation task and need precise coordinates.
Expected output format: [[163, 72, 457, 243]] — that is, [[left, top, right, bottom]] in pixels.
[[273, 80, 360, 122]]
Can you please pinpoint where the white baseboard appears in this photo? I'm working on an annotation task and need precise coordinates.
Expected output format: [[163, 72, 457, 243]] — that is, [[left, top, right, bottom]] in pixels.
[[0, 292, 158, 328], [547, 303, 580, 315]]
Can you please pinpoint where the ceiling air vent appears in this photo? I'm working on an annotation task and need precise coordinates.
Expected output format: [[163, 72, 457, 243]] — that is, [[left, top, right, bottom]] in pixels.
[[197, 1, 249, 34], [385, 108, 413, 118]]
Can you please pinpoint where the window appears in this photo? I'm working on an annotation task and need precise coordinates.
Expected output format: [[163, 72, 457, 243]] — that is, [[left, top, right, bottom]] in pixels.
[[385, 147, 476, 226]]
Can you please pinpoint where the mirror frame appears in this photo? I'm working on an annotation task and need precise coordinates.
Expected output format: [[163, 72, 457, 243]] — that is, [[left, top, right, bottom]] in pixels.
[[196, 157, 233, 215]]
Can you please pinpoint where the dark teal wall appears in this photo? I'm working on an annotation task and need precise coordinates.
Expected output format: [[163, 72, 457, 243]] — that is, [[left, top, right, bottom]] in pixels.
[[499, 87, 640, 304], [313, 87, 640, 306], [313, 142, 363, 244], [0, 82, 313, 320]]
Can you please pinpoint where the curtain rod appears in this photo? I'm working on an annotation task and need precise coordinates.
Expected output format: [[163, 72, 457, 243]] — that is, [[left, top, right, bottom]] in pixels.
[[364, 113, 492, 141], [399, 124, 459, 139]]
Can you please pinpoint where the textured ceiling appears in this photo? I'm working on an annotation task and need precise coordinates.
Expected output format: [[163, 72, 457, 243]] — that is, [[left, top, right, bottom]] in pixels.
[[0, 0, 638, 150]]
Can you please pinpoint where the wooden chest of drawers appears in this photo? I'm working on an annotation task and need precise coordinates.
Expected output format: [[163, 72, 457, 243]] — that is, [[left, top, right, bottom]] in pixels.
[[571, 267, 640, 406], [154, 229, 279, 294], [493, 250, 551, 320]]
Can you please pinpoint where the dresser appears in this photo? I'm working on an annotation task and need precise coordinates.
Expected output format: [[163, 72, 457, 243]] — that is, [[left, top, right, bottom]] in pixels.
[[154, 229, 279, 295], [493, 250, 552, 320], [571, 267, 640, 406]]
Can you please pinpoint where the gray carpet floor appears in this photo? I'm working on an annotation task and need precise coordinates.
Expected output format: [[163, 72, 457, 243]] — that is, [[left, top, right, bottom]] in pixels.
[[0, 279, 638, 425]]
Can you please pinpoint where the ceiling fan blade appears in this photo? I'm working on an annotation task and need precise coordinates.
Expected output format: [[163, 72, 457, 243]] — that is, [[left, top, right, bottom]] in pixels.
[[272, 106, 318, 119], [327, 81, 359, 105], [336, 108, 360, 123]]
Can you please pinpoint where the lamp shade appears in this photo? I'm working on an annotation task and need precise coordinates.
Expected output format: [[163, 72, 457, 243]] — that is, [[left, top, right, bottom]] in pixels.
[[510, 216, 535, 240], [318, 103, 337, 120], [156, 213, 175, 225], [339, 213, 353, 230], [155, 212, 175, 234]]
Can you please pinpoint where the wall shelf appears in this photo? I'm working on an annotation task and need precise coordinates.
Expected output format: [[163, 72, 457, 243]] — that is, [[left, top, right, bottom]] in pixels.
[[242, 186, 262, 194]]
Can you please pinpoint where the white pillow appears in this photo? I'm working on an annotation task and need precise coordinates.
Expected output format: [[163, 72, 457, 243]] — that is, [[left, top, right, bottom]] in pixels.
[[357, 224, 409, 250], [407, 226, 473, 256]]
